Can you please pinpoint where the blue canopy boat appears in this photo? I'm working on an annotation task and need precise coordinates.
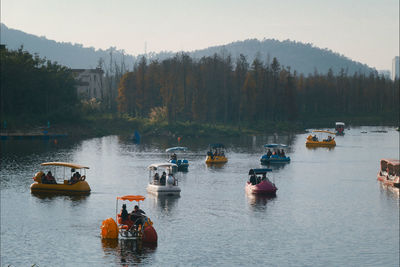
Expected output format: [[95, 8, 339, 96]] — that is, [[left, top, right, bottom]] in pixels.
[[260, 144, 291, 164], [166, 147, 189, 172]]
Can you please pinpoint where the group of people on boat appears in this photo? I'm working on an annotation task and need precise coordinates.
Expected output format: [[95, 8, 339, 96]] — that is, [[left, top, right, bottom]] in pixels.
[[207, 150, 225, 159], [69, 169, 83, 184], [120, 203, 146, 230], [41, 171, 57, 184], [249, 172, 270, 185], [266, 149, 286, 158], [323, 136, 334, 142], [153, 171, 177, 186], [310, 134, 333, 142]]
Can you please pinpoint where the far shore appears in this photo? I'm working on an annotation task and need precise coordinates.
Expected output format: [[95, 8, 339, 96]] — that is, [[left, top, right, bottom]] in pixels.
[[0, 114, 397, 139]]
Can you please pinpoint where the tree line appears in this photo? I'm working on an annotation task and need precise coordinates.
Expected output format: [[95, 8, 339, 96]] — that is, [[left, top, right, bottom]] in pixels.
[[0, 47, 79, 123], [117, 53, 399, 125]]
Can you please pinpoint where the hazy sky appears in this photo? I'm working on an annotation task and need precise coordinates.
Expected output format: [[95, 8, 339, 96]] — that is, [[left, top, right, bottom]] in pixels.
[[1, 0, 399, 70]]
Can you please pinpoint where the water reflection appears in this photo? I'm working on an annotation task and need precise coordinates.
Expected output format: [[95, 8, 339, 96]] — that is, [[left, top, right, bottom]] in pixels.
[[147, 194, 180, 213], [379, 183, 400, 201], [205, 163, 226, 170], [261, 163, 289, 171], [31, 192, 89, 203], [101, 238, 157, 266], [305, 146, 335, 151], [246, 193, 276, 211]]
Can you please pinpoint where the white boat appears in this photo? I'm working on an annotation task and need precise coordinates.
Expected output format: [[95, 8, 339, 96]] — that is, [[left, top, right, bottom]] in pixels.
[[146, 163, 181, 196]]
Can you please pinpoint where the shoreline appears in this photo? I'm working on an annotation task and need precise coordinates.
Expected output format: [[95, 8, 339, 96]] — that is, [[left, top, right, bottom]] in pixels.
[[0, 114, 398, 139]]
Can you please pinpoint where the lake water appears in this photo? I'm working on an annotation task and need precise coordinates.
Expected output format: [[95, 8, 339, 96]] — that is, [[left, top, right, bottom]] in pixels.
[[1, 126, 399, 266]]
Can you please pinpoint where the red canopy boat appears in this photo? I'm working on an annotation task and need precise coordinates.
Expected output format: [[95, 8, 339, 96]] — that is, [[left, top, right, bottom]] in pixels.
[[377, 159, 400, 188], [245, 168, 277, 195]]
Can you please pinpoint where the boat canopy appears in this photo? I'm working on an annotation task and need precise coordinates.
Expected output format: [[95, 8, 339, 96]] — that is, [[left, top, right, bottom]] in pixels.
[[41, 162, 89, 169], [263, 144, 288, 148], [249, 168, 272, 175], [335, 122, 345, 126], [165, 147, 188, 153], [209, 143, 225, 148], [380, 159, 400, 165], [148, 163, 178, 170], [117, 195, 145, 202], [312, 130, 336, 135]]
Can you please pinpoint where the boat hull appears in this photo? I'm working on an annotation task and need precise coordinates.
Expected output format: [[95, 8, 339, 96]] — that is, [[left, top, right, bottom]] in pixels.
[[205, 156, 228, 164], [305, 140, 336, 147], [377, 173, 400, 188], [169, 159, 189, 172], [245, 181, 277, 195], [146, 184, 181, 196], [30, 181, 91, 194], [260, 155, 290, 164]]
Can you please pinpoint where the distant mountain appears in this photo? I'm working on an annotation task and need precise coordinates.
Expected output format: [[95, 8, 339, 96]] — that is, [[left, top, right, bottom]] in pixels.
[[153, 39, 375, 76], [1, 23, 375, 75], [1, 23, 136, 70]]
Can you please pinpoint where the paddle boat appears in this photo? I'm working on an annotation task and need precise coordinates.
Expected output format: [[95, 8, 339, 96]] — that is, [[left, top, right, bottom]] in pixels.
[[306, 130, 336, 147], [205, 143, 228, 164], [166, 146, 189, 172], [100, 195, 157, 244], [147, 163, 181, 196], [260, 144, 290, 164], [245, 168, 277, 195], [335, 122, 345, 135], [377, 159, 400, 188], [30, 162, 90, 194]]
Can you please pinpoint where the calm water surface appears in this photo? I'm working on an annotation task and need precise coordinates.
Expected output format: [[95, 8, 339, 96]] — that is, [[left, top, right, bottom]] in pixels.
[[1, 126, 399, 266]]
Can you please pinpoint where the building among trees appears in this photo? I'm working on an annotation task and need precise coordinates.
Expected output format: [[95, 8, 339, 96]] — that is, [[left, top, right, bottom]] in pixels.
[[392, 56, 399, 80], [71, 68, 105, 99]]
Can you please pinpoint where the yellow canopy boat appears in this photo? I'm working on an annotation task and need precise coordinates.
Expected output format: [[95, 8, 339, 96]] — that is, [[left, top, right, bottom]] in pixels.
[[30, 162, 91, 194], [306, 130, 336, 147], [205, 143, 228, 164]]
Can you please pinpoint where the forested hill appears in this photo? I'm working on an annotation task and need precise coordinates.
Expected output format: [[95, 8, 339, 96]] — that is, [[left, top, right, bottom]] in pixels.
[[2, 23, 375, 75], [185, 39, 374, 75], [0, 23, 136, 69]]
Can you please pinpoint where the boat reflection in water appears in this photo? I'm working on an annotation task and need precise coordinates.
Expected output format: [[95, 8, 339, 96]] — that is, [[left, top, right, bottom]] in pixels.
[[246, 193, 276, 211], [101, 238, 157, 265], [31, 192, 89, 203], [379, 183, 400, 200], [147, 194, 180, 214]]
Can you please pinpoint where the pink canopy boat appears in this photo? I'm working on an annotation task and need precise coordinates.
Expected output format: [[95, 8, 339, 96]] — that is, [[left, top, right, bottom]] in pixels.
[[245, 168, 277, 195]]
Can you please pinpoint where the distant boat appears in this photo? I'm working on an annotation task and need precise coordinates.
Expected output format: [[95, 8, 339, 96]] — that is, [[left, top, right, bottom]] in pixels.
[[260, 144, 290, 164], [377, 159, 400, 188], [166, 147, 189, 172], [245, 168, 277, 195], [335, 122, 345, 135]]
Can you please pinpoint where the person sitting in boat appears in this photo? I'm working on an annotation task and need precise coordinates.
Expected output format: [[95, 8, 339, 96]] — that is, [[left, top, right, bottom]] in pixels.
[[120, 204, 129, 221], [69, 171, 81, 184], [266, 149, 272, 158], [160, 172, 166, 185], [281, 149, 286, 157], [262, 173, 267, 181], [167, 173, 176, 185], [154, 172, 160, 184], [130, 205, 146, 229], [312, 135, 318, 141], [46, 171, 57, 184], [41, 172, 48, 184], [256, 176, 261, 184], [171, 153, 177, 161], [250, 173, 257, 185]]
